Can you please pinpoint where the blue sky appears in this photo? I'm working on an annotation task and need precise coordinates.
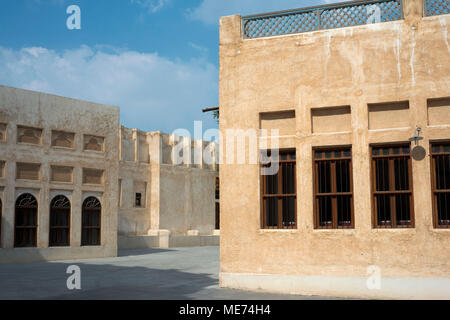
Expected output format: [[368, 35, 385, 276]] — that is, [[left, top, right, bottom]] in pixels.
[[0, 0, 337, 134]]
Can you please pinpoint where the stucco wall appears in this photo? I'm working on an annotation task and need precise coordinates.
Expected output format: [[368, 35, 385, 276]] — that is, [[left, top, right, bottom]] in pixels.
[[159, 164, 217, 235], [118, 130, 219, 238], [219, 0, 450, 297], [118, 126, 155, 236], [0, 85, 120, 263]]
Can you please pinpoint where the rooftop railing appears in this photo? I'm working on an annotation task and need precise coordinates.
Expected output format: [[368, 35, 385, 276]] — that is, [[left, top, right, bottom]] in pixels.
[[242, 0, 404, 39], [424, 0, 449, 17]]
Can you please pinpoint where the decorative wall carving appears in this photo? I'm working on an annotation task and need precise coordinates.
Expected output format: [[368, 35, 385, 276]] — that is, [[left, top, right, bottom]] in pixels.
[[52, 131, 75, 148], [17, 126, 42, 145], [16, 163, 41, 180], [51, 166, 73, 183], [84, 135, 104, 152], [83, 168, 104, 185]]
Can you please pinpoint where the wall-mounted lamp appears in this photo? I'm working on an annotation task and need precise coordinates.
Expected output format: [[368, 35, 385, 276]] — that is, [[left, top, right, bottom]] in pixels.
[[409, 127, 424, 146], [409, 127, 426, 161]]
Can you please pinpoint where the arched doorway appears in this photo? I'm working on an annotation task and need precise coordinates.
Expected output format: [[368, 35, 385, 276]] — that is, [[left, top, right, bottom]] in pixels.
[[81, 197, 101, 246], [49, 195, 71, 247], [15, 193, 38, 247]]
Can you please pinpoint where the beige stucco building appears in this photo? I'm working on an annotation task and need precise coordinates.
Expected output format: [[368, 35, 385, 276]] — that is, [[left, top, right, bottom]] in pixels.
[[118, 127, 219, 249], [0, 85, 219, 264], [219, 0, 450, 299], [0, 85, 120, 263]]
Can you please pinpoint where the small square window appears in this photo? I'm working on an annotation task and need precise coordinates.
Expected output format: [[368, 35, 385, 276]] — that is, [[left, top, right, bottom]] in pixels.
[[135, 193, 142, 207]]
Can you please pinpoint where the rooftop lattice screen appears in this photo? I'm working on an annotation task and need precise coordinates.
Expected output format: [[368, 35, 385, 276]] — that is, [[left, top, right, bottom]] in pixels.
[[242, 0, 404, 39], [424, 0, 449, 16]]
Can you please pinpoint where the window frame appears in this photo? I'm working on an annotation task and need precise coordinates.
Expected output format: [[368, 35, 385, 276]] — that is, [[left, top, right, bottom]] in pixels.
[[215, 202, 220, 230], [14, 193, 38, 248], [49, 195, 71, 247], [370, 143, 415, 229], [135, 193, 142, 207], [260, 148, 297, 230], [215, 177, 220, 201], [312, 146, 354, 229], [81, 197, 102, 246], [51, 130, 75, 150], [430, 141, 450, 229]]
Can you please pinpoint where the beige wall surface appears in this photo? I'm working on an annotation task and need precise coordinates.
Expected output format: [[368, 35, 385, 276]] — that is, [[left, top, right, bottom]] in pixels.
[[118, 126, 154, 236], [119, 130, 219, 238], [219, 0, 450, 296], [0, 85, 120, 263], [159, 164, 217, 235]]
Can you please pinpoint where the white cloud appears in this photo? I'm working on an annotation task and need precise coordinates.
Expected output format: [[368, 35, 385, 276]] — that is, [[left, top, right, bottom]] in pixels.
[[189, 0, 348, 25], [0, 45, 218, 133], [130, 0, 171, 13]]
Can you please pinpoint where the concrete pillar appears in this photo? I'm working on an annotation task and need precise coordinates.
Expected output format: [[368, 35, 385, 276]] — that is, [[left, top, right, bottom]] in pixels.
[[71, 167, 83, 247], [351, 96, 372, 231], [132, 129, 139, 163], [119, 126, 123, 161], [403, 0, 423, 23], [38, 164, 50, 248], [220, 15, 242, 46], [2, 161, 15, 248], [195, 139, 203, 168], [147, 132, 161, 231], [148, 132, 162, 165], [147, 229, 170, 248]]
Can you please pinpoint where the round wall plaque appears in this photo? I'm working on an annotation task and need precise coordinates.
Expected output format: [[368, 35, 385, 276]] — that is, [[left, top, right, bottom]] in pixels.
[[412, 146, 426, 161]]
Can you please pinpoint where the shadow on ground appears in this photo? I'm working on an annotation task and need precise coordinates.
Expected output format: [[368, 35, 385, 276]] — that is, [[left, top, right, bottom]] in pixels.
[[0, 260, 217, 300], [117, 248, 173, 257], [52, 263, 218, 300], [0, 247, 342, 300]]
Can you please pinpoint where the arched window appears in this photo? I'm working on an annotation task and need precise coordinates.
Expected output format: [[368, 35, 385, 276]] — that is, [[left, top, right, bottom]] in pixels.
[[81, 197, 101, 246], [49, 195, 71, 247], [15, 193, 38, 247]]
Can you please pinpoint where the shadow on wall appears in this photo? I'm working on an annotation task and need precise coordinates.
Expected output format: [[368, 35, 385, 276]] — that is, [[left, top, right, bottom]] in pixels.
[[0, 257, 218, 300]]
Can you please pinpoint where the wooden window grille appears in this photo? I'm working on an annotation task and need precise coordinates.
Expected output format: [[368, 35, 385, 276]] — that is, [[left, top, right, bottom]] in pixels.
[[313, 147, 354, 229], [49, 195, 71, 247], [215, 177, 220, 200], [14, 193, 38, 247], [371, 144, 414, 228], [261, 149, 297, 229], [215, 202, 220, 230], [81, 197, 101, 246], [431, 142, 450, 228]]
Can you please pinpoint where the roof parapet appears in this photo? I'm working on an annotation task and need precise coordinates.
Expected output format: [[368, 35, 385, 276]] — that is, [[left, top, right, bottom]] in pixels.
[[241, 0, 405, 39]]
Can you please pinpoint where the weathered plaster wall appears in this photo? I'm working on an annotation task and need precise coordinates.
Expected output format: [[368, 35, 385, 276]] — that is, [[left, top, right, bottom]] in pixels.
[[219, 0, 450, 298], [118, 127, 154, 236], [0, 85, 120, 263], [159, 164, 217, 235], [118, 130, 219, 239]]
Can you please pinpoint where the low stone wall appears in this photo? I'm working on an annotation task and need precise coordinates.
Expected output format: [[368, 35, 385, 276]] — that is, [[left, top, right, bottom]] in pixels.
[[117, 235, 160, 250], [0, 246, 117, 264], [118, 234, 219, 249], [169, 235, 220, 248], [220, 273, 450, 300]]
